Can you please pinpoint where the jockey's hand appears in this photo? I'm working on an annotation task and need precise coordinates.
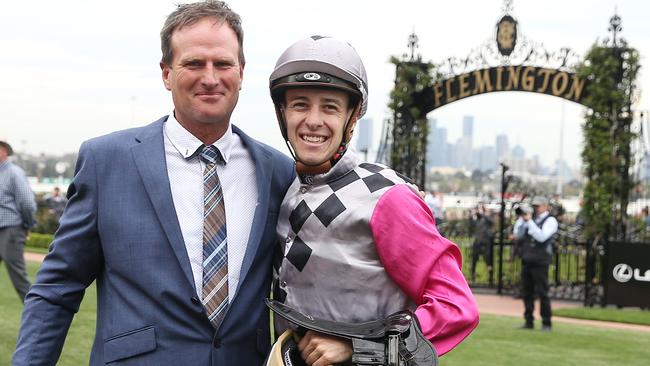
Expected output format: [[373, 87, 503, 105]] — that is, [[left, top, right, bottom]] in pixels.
[[298, 330, 352, 366]]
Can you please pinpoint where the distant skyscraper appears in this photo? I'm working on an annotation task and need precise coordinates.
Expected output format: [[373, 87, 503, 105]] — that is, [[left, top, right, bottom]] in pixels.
[[509, 145, 527, 173], [459, 116, 474, 169], [496, 134, 509, 161], [355, 118, 373, 159], [434, 128, 448, 167], [446, 143, 457, 168], [477, 146, 497, 172], [463, 116, 474, 139], [511, 145, 526, 159], [426, 118, 448, 168]]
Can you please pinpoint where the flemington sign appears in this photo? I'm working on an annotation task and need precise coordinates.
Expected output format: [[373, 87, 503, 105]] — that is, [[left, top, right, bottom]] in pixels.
[[417, 66, 588, 112], [412, 8, 589, 114]]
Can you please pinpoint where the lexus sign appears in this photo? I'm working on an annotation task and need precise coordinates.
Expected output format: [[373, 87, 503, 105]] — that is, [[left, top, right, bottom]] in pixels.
[[606, 242, 650, 307]]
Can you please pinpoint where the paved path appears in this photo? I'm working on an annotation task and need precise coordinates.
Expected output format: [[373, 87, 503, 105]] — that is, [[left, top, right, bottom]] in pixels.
[[475, 292, 650, 333], [24, 251, 46, 263], [24, 251, 650, 333]]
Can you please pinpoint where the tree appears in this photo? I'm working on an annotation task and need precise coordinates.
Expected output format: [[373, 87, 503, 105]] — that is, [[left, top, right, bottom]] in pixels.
[[578, 41, 639, 240]]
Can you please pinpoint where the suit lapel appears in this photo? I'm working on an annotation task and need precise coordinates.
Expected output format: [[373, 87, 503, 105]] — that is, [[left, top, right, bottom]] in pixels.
[[233, 126, 273, 295], [131, 118, 195, 290]]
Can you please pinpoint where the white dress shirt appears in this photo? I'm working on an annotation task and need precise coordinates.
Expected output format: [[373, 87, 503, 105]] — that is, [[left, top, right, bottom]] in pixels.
[[163, 114, 258, 300], [526, 211, 558, 242], [513, 212, 558, 242]]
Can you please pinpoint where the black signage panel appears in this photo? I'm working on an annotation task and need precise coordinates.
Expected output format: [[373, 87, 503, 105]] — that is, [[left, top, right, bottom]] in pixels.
[[606, 242, 650, 308], [414, 66, 589, 113]]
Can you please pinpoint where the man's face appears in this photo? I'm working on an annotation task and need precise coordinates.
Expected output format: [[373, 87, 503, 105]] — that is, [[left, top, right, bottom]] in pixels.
[[534, 203, 547, 215], [0, 146, 8, 163], [283, 88, 351, 166], [161, 17, 244, 128]]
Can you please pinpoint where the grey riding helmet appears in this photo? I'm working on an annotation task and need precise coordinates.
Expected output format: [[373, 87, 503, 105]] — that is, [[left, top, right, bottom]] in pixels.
[[269, 36, 368, 171]]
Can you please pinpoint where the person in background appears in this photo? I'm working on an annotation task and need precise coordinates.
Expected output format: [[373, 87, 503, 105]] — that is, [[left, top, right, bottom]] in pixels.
[[549, 193, 566, 223], [0, 140, 36, 303], [425, 190, 445, 233], [513, 195, 558, 331], [43, 186, 68, 222], [469, 201, 493, 283]]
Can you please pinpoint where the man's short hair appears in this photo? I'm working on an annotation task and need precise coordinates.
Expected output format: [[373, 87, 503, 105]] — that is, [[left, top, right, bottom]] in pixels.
[[160, 0, 245, 66], [0, 141, 13, 156]]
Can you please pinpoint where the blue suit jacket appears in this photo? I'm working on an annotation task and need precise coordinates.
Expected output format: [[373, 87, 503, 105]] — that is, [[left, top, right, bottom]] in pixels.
[[13, 117, 295, 365]]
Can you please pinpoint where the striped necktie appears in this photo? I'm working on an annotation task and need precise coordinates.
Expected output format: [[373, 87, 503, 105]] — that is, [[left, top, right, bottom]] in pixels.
[[199, 145, 229, 329]]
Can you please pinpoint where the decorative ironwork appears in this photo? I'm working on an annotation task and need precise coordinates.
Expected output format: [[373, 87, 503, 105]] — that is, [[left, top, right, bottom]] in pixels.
[[437, 35, 582, 78], [501, 0, 513, 14], [496, 15, 518, 56], [407, 31, 420, 61], [603, 11, 627, 48], [434, 1, 581, 77]]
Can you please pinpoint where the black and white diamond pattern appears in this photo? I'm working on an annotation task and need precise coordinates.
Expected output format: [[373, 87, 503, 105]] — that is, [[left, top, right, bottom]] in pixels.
[[285, 236, 312, 271], [328, 170, 361, 192], [313, 194, 346, 227], [289, 200, 312, 233], [359, 162, 384, 173], [362, 173, 394, 193], [282, 162, 411, 274]]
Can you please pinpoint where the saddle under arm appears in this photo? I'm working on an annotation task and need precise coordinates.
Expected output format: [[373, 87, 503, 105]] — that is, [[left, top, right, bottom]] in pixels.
[[266, 299, 438, 366]]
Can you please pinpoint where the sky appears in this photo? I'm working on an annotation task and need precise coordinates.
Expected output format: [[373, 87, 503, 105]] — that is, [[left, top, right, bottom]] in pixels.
[[1, 0, 649, 169]]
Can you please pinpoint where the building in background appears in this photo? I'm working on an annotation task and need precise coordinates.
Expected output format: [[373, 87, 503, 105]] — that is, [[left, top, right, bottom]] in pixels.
[[496, 134, 509, 162], [355, 118, 373, 161], [426, 117, 448, 169], [459, 115, 474, 169]]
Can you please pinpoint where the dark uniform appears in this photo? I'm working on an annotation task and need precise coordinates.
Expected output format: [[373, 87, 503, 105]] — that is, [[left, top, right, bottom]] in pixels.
[[469, 209, 493, 282], [515, 212, 557, 330]]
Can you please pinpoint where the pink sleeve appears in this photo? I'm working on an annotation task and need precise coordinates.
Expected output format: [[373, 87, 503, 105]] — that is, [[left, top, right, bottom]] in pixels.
[[369, 185, 479, 356]]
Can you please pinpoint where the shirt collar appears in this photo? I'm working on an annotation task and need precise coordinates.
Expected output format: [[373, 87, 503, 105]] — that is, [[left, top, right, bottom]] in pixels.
[[301, 148, 361, 186], [535, 211, 549, 222], [164, 112, 233, 164], [0, 160, 9, 170]]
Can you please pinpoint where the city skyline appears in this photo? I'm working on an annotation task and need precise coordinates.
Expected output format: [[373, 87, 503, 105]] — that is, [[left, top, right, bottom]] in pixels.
[[425, 115, 579, 175]]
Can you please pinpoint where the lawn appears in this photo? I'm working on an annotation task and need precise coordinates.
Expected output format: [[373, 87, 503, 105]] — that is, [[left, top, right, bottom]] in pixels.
[[554, 306, 650, 326], [2, 261, 650, 365], [1, 262, 95, 365], [442, 314, 650, 366]]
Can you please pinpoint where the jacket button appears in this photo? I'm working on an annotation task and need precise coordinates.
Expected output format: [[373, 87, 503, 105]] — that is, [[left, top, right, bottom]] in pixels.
[[191, 297, 200, 305], [213, 337, 222, 348]]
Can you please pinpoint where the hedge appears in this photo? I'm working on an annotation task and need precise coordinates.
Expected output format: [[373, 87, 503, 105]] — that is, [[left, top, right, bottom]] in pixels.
[[27, 233, 54, 249]]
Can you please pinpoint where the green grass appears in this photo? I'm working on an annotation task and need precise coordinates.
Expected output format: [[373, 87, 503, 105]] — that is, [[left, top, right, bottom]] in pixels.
[[1, 261, 95, 365], [3, 262, 650, 365], [442, 314, 650, 366], [554, 306, 650, 326]]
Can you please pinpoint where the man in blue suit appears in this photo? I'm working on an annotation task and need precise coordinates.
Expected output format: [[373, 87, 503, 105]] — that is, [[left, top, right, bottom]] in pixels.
[[13, 1, 294, 365]]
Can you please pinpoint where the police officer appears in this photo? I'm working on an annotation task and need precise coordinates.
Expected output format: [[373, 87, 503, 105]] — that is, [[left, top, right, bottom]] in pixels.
[[513, 195, 558, 331]]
